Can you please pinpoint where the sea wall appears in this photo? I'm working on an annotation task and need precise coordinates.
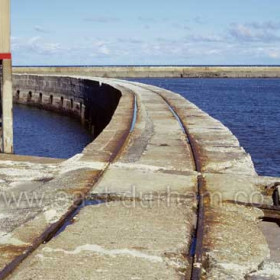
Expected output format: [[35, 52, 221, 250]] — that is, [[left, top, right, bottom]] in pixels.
[[1, 75, 279, 280], [12, 74, 121, 137], [13, 66, 280, 78]]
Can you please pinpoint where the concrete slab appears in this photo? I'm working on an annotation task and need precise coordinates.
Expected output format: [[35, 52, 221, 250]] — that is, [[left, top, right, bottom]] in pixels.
[[7, 200, 195, 280], [112, 81, 195, 172], [204, 173, 264, 205], [260, 221, 280, 263], [91, 165, 197, 201], [248, 262, 280, 280], [152, 86, 256, 176], [247, 220, 280, 279], [203, 203, 269, 279], [0, 167, 103, 279]]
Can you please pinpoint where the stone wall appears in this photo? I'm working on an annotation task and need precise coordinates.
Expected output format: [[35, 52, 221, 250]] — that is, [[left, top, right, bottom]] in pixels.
[[12, 74, 121, 137]]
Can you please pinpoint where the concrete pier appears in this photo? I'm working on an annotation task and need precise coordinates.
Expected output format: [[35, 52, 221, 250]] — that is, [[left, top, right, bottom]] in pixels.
[[13, 65, 280, 78], [0, 0, 13, 153], [0, 75, 279, 279]]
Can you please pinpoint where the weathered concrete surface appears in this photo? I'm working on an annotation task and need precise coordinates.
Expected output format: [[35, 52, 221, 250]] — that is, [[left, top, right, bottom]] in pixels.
[[247, 221, 280, 280], [0, 156, 104, 279], [0, 154, 61, 233], [133, 81, 256, 176], [112, 81, 195, 172], [3, 78, 198, 279], [91, 165, 196, 201], [0, 78, 134, 279], [203, 204, 268, 279], [122, 81, 280, 279], [81, 84, 134, 163], [6, 200, 195, 280], [0, 76, 279, 279], [13, 66, 280, 78], [260, 222, 280, 263], [202, 173, 272, 205]]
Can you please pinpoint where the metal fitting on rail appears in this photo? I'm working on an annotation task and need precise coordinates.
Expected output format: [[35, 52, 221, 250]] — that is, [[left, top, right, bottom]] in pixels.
[[266, 182, 280, 206]]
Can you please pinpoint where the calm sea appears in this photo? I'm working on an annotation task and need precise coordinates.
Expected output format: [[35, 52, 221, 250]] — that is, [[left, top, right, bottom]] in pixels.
[[130, 78, 280, 177], [14, 105, 92, 159]]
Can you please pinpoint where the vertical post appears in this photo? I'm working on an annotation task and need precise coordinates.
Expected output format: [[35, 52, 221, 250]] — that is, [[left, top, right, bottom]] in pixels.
[[0, 0, 13, 153]]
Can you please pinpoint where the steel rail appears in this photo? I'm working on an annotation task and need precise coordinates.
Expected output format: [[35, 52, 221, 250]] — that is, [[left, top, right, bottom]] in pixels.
[[127, 82, 206, 280]]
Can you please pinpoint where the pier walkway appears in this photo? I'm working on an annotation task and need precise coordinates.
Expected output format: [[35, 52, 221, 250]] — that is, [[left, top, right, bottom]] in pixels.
[[0, 76, 279, 279]]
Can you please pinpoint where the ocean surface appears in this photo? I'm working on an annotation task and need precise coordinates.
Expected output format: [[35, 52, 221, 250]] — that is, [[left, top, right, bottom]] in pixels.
[[130, 78, 280, 177], [14, 105, 92, 159]]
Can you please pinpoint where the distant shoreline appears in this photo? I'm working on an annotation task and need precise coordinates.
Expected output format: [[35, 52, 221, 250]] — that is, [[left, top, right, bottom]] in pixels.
[[13, 66, 280, 78], [13, 65, 280, 68]]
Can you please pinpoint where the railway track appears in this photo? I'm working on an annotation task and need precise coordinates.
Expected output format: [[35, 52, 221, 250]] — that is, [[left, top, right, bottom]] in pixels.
[[151, 89, 205, 280], [123, 81, 206, 280], [44, 86, 139, 244], [5, 78, 278, 279], [2, 77, 201, 279], [0, 83, 138, 280], [126, 81, 280, 280]]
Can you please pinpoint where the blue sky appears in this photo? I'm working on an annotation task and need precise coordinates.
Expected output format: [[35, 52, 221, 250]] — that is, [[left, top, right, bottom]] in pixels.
[[11, 0, 280, 65]]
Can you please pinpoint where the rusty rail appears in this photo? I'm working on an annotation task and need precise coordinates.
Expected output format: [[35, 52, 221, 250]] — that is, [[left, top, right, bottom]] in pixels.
[[133, 83, 205, 280], [164, 100, 205, 280], [0, 85, 138, 280]]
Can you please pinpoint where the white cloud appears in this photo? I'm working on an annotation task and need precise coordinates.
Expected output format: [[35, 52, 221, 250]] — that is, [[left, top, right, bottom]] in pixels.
[[11, 21, 280, 65], [228, 23, 280, 42], [247, 21, 280, 30], [266, 49, 280, 59], [117, 38, 144, 44], [34, 25, 50, 33], [99, 45, 110, 55], [187, 34, 223, 42], [229, 24, 253, 40], [84, 16, 120, 23], [193, 16, 207, 25], [12, 36, 113, 61], [12, 36, 63, 55], [137, 16, 156, 23]]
